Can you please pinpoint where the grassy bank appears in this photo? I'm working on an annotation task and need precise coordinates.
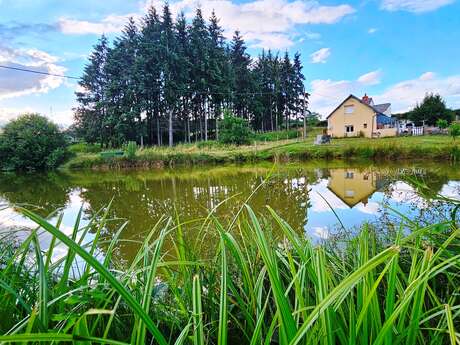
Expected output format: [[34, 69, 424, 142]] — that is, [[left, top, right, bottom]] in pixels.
[[63, 134, 460, 170], [1, 189, 459, 344]]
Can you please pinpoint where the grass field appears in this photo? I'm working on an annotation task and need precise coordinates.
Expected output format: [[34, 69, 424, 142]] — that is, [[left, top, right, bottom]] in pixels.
[[0, 186, 459, 344], [64, 132, 460, 170]]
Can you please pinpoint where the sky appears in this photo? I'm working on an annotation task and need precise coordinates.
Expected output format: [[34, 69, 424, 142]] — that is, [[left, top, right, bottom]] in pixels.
[[1, 0, 460, 126]]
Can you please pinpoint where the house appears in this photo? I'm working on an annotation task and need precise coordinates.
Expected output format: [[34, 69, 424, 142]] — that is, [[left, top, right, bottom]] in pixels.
[[327, 94, 397, 138], [327, 168, 387, 208]]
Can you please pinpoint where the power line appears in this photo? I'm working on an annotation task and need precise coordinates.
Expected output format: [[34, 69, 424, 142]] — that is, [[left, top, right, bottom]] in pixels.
[[1, 63, 341, 102], [0, 64, 80, 80]]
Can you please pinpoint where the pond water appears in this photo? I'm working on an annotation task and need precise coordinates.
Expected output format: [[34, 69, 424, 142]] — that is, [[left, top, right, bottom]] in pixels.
[[1, 161, 459, 261]]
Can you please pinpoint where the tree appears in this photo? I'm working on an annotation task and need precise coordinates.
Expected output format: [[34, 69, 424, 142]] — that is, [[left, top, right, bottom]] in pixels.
[[218, 110, 252, 145], [0, 114, 68, 170], [410, 93, 454, 126], [230, 31, 253, 119], [74, 35, 109, 144], [450, 123, 460, 141], [73, 5, 306, 147]]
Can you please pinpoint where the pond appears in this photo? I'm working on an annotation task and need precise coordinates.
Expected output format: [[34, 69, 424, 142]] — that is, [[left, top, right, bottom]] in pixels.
[[1, 161, 459, 262]]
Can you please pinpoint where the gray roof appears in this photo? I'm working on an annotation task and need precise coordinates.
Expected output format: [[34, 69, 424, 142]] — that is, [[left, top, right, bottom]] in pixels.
[[372, 103, 391, 114]]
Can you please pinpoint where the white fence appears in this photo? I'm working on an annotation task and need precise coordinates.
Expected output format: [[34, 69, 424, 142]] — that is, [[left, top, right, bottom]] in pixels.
[[412, 126, 424, 136]]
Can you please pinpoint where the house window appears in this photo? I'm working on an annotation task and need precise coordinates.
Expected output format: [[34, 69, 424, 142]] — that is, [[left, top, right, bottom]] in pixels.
[[345, 190, 355, 198], [345, 125, 354, 133], [345, 172, 354, 179], [363, 123, 367, 129], [344, 105, 355, 114]]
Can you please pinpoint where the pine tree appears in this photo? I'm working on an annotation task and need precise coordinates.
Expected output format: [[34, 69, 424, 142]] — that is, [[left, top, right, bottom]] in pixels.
[[138, 5, 162, 145], [230, 30, 253, 120], [75, 35, 109, 145]]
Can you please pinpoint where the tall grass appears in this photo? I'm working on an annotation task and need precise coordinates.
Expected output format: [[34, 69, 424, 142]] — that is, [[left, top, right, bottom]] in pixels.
[[0, 194, 459, 344], [64, 135, 460, 170]]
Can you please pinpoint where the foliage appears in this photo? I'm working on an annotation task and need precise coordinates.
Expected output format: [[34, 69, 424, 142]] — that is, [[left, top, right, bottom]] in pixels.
[[253, 130, 298, 141], [449, 123, 460, 140], [218, 110, 253, 145], [0, 193, 459, 344], [436, 118, 448, 129], [125, 141, 137, 159], [65, 134, 460, 169], [409, 93, 454, 126], [68, 142, 102, 154], [74, 4, 307, 147], [0, 114, 68, 170]]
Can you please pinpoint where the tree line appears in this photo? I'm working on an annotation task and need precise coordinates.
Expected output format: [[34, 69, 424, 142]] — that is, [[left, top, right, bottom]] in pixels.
[[74, 4, 307, 147]]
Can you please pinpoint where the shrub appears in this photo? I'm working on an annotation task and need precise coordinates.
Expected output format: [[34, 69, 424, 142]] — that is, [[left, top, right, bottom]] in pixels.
[[125, 141, 137, 160], [0, 113, 68, 170], [449, 123, 460, 141], [218, 110, 252, 145], [68, 142, 102, 154], [436, 119, 448, 129]]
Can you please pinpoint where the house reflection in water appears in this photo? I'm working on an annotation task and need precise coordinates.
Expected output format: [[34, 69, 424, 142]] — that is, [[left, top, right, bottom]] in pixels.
[[327, 169, 387, 208]]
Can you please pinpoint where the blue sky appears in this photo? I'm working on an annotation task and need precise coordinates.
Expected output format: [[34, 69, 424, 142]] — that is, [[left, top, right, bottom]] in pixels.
[[1, 0, 459, 125]]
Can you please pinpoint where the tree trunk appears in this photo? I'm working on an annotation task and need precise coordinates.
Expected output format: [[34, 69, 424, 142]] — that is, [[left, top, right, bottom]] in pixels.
[[204, 100, 208, 142], [156, 117, 161, 146], [168, 108, 173, 147]]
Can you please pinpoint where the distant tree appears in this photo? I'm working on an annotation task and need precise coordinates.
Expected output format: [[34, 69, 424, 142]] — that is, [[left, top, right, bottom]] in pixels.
[[218, 110, 252, 145], [0, 114, 68, 170], [409, 93, 453, 126], [450, 123, 460, 141]]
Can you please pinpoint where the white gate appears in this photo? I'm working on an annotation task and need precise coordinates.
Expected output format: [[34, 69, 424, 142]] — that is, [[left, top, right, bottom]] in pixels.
[[412, 126, 423, 136]]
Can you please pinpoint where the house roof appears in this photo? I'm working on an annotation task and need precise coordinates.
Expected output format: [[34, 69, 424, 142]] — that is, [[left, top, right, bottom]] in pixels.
[[373, 103, 391, 113], [326, 94, 392, 119]]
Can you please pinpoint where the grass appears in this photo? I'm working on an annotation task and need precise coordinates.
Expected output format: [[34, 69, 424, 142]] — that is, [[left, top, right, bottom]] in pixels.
[[0, 183, 459, 344], [63, 133, 460, 170]]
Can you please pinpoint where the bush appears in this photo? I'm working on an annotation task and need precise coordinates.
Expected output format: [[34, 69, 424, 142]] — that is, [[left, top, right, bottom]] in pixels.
[[218, 110, 252, 145], [449, 123, 460, 140], [253, 130, 298, 142], [0, 114, 68, 170], [125, 141, 137, 160], [436, 119, 448, 129], [68, 142, 102, 154]]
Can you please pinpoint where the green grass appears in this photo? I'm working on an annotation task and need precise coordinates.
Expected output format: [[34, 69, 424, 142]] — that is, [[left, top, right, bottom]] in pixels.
[[63, 134, 460, 170], [0, 186, 459, 344]]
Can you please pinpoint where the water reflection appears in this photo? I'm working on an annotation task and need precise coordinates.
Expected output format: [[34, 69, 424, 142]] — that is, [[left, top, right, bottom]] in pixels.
[[1, 162, 459, 260]]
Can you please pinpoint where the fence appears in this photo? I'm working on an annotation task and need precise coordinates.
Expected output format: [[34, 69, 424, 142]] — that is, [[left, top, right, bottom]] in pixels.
[[412, 126, 424, 136]]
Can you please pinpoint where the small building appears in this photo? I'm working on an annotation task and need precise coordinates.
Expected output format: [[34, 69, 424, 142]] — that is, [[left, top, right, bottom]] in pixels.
[[327, 94, 397, 138]]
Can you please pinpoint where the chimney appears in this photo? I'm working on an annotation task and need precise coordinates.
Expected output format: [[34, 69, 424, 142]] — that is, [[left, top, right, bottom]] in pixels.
[[362, 93, 370, 104]]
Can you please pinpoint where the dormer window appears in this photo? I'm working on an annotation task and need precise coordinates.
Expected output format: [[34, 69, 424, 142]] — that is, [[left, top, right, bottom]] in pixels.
[[344, 105, 354, 114]]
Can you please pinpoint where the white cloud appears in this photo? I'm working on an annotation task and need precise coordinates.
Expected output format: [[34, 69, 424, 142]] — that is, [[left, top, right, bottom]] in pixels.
[[0, 106, 34, 127], [0, 45, 66, 101], [310, 47, 331, 64], [357, 70, 382, 86], [368, 27, 378, 34], [309, 70, 460, 116], [309, 69, 381, 116], [309, 180, 349, 212], [377, 72, 460, 112], [58, 14, 136, 35], [59, 0, 355, 49], [380, 0, 454, 13], [355, 201, 380, 215], [312, 226, 330, 239]]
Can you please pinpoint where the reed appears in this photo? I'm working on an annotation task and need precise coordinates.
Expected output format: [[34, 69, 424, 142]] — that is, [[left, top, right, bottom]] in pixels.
[[0, 193, 459, 344]]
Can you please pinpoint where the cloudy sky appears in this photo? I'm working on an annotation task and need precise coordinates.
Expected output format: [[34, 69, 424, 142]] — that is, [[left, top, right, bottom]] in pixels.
[[1, 0, 459, 125]]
